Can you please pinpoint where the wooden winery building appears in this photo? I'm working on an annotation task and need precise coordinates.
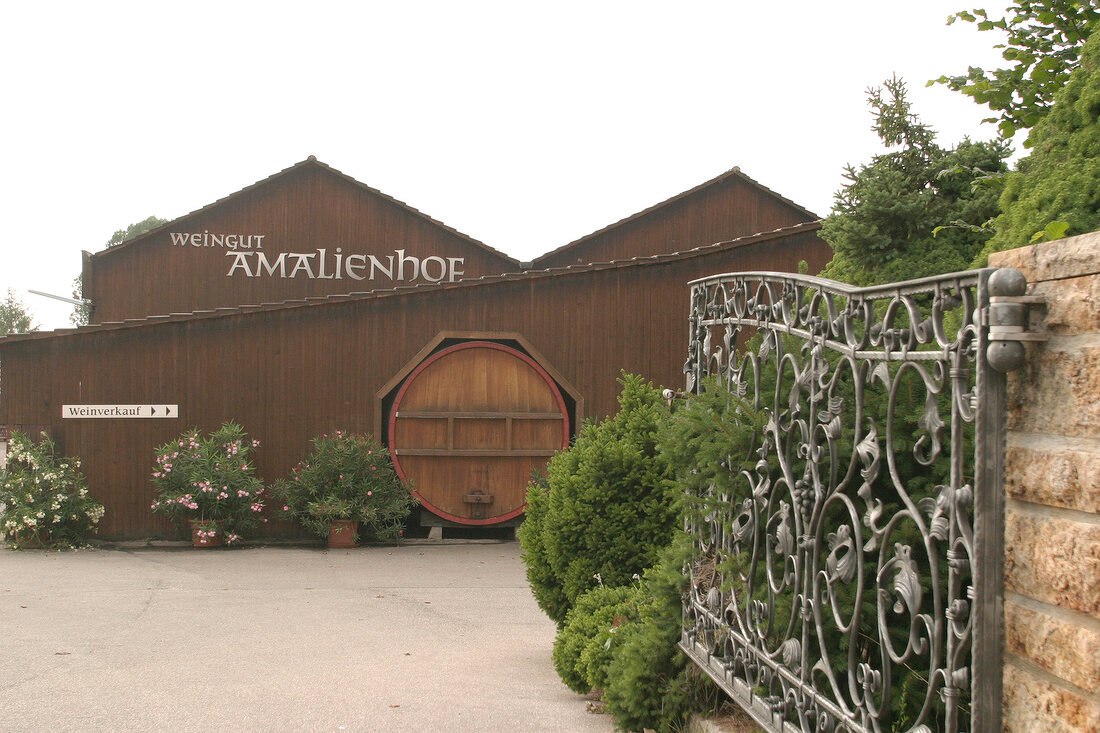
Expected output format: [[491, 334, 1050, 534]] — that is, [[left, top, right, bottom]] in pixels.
[[0, 157, 829, 539]]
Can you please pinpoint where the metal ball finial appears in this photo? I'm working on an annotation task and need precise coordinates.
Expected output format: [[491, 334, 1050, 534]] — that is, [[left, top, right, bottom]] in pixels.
[[987, 341, 1026, 372], [988, 268, 1027, 297]]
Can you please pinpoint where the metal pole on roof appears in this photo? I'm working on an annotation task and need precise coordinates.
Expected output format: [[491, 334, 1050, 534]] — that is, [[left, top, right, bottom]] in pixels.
[[27, 289, 90, 307]]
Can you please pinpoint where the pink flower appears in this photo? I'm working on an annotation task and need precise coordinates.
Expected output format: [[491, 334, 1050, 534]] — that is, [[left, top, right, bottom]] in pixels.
[[283, 505, 289, 511], [367, 491, 373, 496]]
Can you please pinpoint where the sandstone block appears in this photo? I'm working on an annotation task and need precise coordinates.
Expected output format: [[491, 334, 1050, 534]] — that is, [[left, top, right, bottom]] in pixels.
[[1004, 509, 1100, 619], [1005, 600, 1100, 692], [1005, 442, 1100, 514], [1006, 342, 1100, 437], [990, 232, 1100, 282], [1026, 275, 1100, 335], [1003, 660, 1100, 733]]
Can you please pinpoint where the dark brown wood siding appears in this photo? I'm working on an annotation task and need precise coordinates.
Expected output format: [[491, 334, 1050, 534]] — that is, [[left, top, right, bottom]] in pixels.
[[0, 226, 827, 540], [84, 162, 519, 323], [532, 173, 818, 269]]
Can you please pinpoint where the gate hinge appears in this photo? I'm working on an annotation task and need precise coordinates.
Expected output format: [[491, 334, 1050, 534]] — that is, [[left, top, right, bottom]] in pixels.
[[985, 268, 1047, 372]]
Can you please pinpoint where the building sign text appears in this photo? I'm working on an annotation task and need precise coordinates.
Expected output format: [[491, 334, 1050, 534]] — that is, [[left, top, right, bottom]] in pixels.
[[170, 232, 465, 283]]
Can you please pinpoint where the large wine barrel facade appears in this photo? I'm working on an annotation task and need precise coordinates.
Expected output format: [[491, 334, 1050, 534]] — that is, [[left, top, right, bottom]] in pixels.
[[387, 341, 571, 525]]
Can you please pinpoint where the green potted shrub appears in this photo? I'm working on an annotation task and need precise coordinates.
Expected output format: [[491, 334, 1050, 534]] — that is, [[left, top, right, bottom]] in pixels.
[[149, 422, 267, 546], [274, 431, 417, 547], [0, 431, 105, 549]]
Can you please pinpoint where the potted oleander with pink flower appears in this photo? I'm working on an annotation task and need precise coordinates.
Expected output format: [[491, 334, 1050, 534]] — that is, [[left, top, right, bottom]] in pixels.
[[150, 422, 267, 547], [273, 431, 416, 548]]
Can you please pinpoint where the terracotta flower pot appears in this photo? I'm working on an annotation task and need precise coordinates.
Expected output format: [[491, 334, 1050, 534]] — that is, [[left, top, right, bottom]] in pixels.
[[327, 519, 360, 548], [189, 519, 224, 548]]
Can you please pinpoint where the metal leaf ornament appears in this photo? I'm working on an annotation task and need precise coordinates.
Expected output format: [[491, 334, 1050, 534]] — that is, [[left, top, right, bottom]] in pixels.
[[890, 543, 922, 616], [706, 586, 722, 614], [820, 395, 844, 440], [758, 330, 775, 361], [731, 499, 755, 545], [914, 391, 945, 466], [774, 502, 795, 558], [702, 328, 713, 373], [826, 524, 857, 584], [855, 420, 884, 551], [918, 485, 952, 542]]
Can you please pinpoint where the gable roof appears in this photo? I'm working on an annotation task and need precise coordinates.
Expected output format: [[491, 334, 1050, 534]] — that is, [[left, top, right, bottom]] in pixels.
[[531, 165, 819, 267], [86, 156, 519, 266], [1, 220, 822, 345]]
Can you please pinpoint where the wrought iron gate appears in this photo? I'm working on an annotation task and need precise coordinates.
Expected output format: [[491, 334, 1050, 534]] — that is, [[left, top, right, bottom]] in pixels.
[[678, 268, 1040, 733]]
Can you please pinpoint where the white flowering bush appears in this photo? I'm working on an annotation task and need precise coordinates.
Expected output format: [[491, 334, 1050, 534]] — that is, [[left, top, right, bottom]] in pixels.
[[0, 431, 105, 549], [149, 422, 267, 544]]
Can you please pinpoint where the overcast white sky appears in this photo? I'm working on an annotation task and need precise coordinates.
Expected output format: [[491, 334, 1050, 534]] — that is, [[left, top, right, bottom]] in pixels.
[[2, 1, 1009, 331]]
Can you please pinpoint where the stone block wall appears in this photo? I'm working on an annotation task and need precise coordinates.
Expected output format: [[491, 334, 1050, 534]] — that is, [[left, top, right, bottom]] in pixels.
[[989, 233, 1100, 732]]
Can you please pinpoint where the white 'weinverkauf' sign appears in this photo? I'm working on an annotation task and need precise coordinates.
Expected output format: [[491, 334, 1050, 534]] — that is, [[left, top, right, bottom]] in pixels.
[[62, 405, 178, 419]]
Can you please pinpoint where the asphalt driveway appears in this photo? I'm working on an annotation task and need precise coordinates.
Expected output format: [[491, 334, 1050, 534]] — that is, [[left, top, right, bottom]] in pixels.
[[0, 540, 615, 733]]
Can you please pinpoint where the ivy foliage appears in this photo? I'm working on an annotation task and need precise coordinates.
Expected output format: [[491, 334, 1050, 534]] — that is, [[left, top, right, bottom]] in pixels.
[[932, 1, 1099, 139], [518, 373, 676, 626], [977, 28, 1100, 260], [819, 77, 1009, 286]]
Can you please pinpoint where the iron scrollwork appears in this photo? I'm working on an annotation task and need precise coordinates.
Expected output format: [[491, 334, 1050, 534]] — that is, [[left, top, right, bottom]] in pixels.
[[680, 270, 1014, 733]]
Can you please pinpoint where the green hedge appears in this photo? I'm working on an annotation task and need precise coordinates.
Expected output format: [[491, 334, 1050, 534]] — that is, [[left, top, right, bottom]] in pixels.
[[518, 373, 676, 626]]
